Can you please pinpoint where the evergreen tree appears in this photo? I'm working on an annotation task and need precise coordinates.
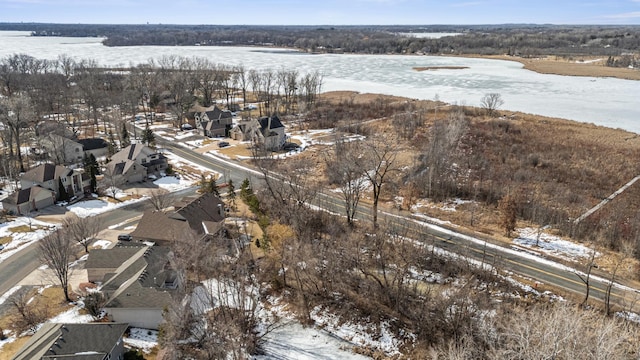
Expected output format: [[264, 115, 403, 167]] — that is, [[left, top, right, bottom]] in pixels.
[[107, 131, 117, 156], [209, 174, 220, 197], [200, 174, 208, 193], [240, 178, 251, 200], [121, 122, 131, 148], [57, 177, 69, 201], [83, 154, 98, 193], [227, 179, 236, 211], [142, 123, 155, 146], [165, 163, 174, 175]]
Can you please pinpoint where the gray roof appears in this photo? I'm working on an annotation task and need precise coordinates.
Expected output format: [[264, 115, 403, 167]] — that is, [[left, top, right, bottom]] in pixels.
[[109, 144, 152, 164], [131, 192, 224, 242], [2, 186, 55, 206], [85, 247, 143, 269], [11, 323, 128, 360], [78, 138, 108, 151], [102, 246, 177, 310], [22, 163, 72, 183]]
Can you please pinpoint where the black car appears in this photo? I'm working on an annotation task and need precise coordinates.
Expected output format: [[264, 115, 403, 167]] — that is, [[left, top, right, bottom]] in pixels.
[[117, 234, 133, 241], [218, 141, 230, 148], [283, 142, 300, 151]]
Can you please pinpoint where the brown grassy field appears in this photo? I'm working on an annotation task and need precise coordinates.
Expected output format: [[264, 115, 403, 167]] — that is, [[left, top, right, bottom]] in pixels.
[[462, 54, 640, 80], [290, 91, 640, 282]]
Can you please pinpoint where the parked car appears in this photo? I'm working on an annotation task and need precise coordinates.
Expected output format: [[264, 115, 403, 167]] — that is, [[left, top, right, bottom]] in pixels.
[[283, 142, 301, 151], [218, 141, 230, 148], [0, 244, 5, 251], [117, 234, 133, 241], [181, 123, 193, 130]]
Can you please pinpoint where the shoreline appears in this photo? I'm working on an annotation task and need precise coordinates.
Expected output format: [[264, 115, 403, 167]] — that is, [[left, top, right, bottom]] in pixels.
[[456, 54, 640, 81]]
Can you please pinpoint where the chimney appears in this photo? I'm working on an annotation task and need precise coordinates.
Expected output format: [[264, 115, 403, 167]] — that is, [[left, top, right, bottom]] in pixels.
[[217, 203, 224, 219]]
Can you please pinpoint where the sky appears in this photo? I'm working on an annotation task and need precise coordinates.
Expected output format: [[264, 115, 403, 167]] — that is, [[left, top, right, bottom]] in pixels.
[[1, 0, 640, 25]]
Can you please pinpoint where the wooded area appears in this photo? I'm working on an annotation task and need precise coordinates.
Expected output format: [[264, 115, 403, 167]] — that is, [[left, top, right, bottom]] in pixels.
[[1, 23, 639, 67]]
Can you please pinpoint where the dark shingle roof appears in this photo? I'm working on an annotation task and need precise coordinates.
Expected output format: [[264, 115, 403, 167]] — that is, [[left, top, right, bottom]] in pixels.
[[2, 186, 54, 206], [11, 323, 128, 360], [131, 193, 224, 242], [85, 247, 143, 269], [22, 163, 72, 183], [78, 138, 108, 151], [103, 246, 176, 309], [258, 115, 284, 130]]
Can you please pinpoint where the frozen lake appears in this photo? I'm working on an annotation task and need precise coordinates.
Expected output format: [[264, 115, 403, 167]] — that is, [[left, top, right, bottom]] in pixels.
[[1, 30, 639, 133]]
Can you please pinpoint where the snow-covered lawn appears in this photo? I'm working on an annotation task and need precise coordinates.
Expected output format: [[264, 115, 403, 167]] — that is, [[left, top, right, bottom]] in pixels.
[[513, 227, 598, 260], [91, 240, 112, 249], [0, 217, 58, 263], [256, 321, 371, 360], [67, 196, 146, 218], [153, 175, 195, 192], [124, 328, 158, 354], [48, 303, 93, 324], [163, 151, 219, 178]]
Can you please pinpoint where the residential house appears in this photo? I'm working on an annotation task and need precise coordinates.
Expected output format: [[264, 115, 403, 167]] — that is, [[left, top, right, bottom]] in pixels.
[[0, 186, 56, 215], [258, 115, 286, 150], [11, 322, 128, 360], [39, 134, 84, 165], [193, 105, 234, 138], [78, 138, 109, 159], [20, 163, 84, 200], [130, 192, 225, 246], [230, 115, 286, 150], [104, 144, 167, 184], [86, 243, 178, 330]]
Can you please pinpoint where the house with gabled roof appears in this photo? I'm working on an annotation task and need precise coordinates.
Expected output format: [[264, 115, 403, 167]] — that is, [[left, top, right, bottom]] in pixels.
[[230, 115, 286, 150], [78, 138, 109, 159], [86, 243, 178, 330], [39, 134, 84, 165], [11, 322, 128, 360], [20, 163, 84, 200], [130, 192, 225, 245], [193, 105, 233, 137], [0, 186, 56, 215], [104, 144, 167, 184]]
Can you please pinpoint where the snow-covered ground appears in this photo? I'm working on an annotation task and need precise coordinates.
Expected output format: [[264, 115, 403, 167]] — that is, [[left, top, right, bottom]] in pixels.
[[513, 227, 599, 261], [124, 328, 158, 354], [0, 217, 59, 263], [153, 174, 195, 192], [67, 196, 146, 218]]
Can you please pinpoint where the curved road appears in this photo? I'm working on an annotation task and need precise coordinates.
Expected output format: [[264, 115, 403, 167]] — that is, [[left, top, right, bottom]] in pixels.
[[1, 137, 637, 312]]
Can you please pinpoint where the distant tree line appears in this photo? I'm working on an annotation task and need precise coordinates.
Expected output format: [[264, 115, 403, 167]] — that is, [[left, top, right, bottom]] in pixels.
[[2, 23, 640, 60]]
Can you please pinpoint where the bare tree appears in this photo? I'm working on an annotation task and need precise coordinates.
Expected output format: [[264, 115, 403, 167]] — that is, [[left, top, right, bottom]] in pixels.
[[101, 165, 123, 200], [63, 214, 103, 253], [499, 193, 518, 237], [10, 290, 49, 333], [325, 140, 367, 225], [576, 247, 597, 308], [361, 138, 398, 227], [0, 94, 35, 172], [39, 229, 74, 302], [480, 93, 504, 117], [147, 189, 172, 212], [423, 109, 469, 199]]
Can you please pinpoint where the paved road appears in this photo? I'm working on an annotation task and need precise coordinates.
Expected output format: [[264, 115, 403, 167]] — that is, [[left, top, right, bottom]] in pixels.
[[0, 186, 197, 297], [314, 189, 638, 307], [159, 140, 640, 308], [2, 137, 637, 312]]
